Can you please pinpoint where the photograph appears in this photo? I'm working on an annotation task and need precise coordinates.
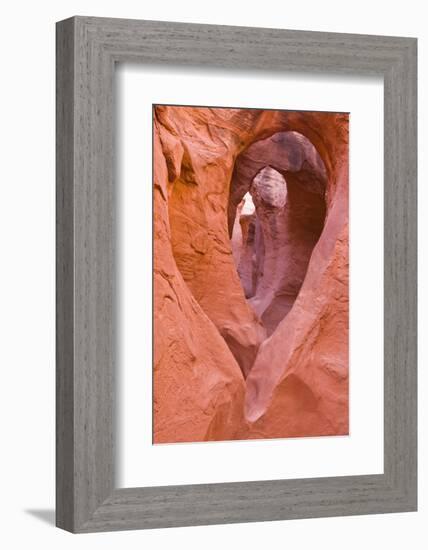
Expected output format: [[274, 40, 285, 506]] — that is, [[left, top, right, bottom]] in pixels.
[[153, 105, 349, 444]]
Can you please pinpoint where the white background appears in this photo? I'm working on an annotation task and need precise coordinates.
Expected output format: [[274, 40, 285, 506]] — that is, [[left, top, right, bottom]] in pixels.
[[118, 67, 384, 487], [0, 1, 425, 549]]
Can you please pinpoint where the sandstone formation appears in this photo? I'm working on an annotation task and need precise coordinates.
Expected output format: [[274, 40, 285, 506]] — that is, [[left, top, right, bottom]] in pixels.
[[229, 133, 327, 337], [153, 105, 349, 443], [153, 123, 246, 443]]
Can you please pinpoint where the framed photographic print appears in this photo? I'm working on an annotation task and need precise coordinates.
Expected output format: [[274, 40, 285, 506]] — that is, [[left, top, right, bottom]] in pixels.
[[56, 16, 417, 532]]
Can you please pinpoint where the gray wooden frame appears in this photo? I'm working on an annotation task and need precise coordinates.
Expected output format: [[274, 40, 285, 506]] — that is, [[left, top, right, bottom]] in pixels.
[[56, 16, 417, 533]]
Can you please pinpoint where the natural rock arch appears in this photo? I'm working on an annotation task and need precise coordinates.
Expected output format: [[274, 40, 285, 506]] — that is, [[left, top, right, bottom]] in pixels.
[[229, 131, 328, 336], [153, 105, 349, 443]]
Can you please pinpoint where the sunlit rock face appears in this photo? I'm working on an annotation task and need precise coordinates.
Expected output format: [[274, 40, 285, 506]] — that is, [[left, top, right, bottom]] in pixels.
[[153, 105, 349, 443]]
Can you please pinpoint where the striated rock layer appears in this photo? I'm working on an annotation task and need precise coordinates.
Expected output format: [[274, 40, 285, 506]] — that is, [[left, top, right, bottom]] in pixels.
[[153, 105, 349, 443]]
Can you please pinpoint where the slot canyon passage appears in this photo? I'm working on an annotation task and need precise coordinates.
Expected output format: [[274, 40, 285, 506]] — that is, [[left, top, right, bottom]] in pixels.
[[153, 105, 349, 444]]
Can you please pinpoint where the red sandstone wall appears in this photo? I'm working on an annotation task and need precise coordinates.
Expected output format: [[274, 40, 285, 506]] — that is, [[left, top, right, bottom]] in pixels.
[[153, 105, 349, 443]]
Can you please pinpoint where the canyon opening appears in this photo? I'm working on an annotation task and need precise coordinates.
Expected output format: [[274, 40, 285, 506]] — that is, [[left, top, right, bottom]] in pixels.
[[153, 105, 349, 444]]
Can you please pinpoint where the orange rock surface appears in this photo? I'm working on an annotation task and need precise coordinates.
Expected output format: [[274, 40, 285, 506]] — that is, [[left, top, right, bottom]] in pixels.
[[153, 105, 349, 443]]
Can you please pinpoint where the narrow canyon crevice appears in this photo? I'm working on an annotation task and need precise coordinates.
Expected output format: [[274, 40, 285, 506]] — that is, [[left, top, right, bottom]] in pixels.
[[153, 106, 349, 444], [229, 132, 327, 340]]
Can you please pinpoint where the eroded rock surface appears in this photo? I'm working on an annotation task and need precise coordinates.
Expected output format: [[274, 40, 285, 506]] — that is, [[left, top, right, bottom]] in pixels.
[[230, 136, 327, 336], [153, 105, 349, 443]]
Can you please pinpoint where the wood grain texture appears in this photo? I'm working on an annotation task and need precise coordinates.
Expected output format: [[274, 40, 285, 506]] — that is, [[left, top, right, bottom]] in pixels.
[[56, 16, 417, 533], [56, 17, 75, 532]]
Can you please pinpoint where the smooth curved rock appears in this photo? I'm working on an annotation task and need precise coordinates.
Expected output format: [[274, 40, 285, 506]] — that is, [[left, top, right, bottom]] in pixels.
[[227, 131, 327, 236], [153, 124, 246, 443], [157, 107, 267, 379], [153, 105, 349, 443]]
